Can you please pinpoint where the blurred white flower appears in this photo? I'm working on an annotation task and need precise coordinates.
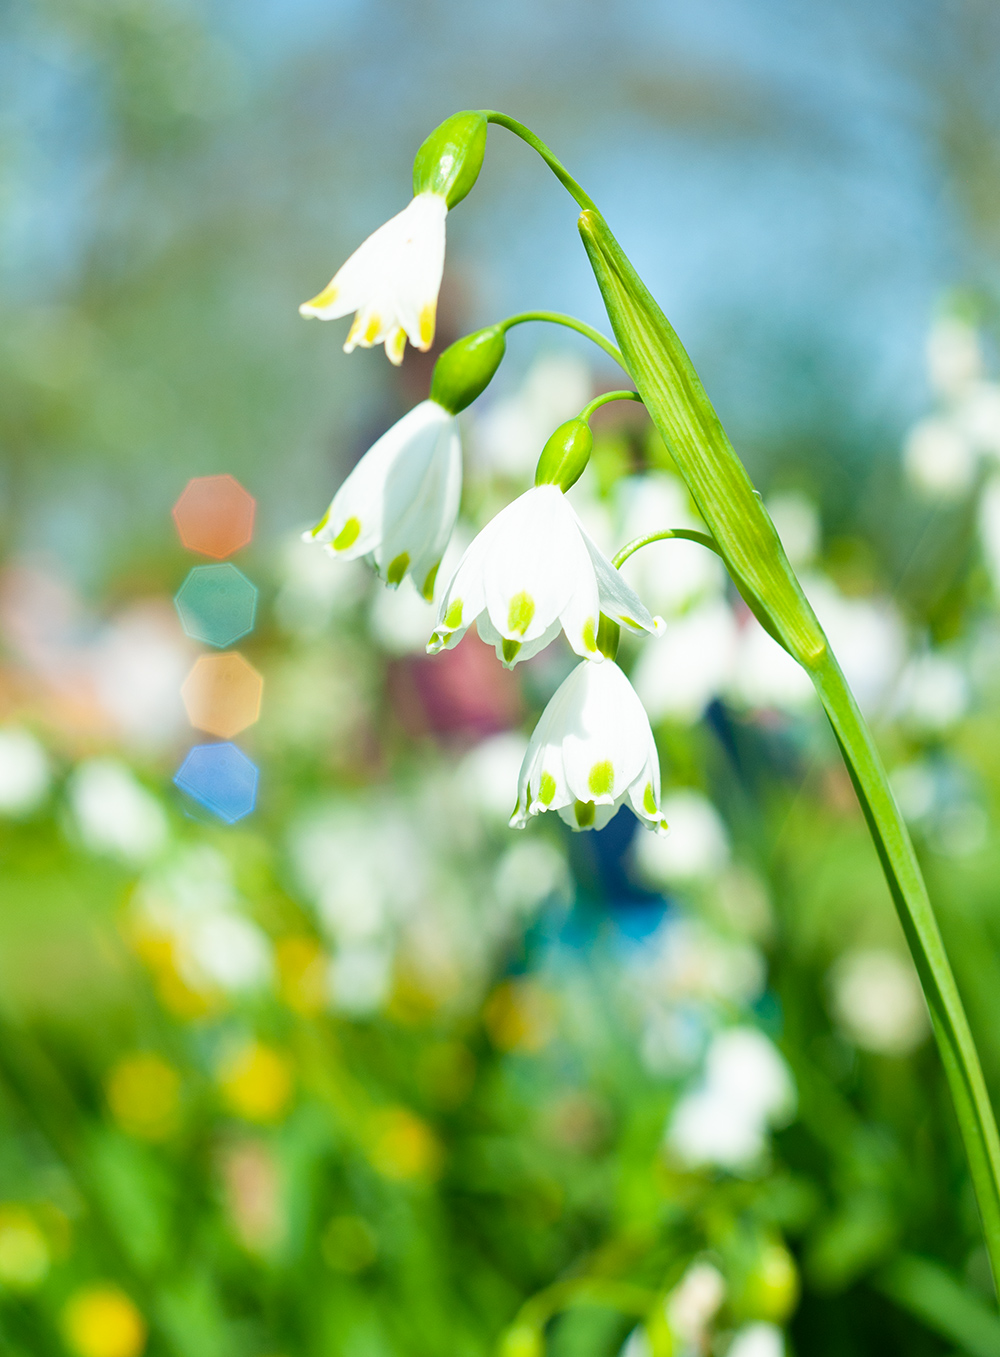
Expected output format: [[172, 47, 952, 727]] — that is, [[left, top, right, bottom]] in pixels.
[[290, 802, 427, 941], [369, 575, 439, 655], [275, 534, 369, 637], [68, 759, 168, 864], [615, 473, 725, 616], [134, 845, 274, 995], [472, 353, 591, 480], [632, 791, 730, 886], [457, 731, 529, 825], [904, 416, 976, 499], [643, 919, 765, 1008], [512, 658, 666, 833], [890, 759, 937, 824], [493, 839, 571, 914], [667, 1261, 726, 1349], [927, 315, 983, 398], [828, 948, 929, 1055], [184, 913, 273, 993], [957, 381, 1000, 457], [728, 616, 815, 712], [299, 191, 447, 364], [91, 602, 192, 750], [329, 942, 393, 1016], [766, 491, 820, 570], [978, 475, 1000, 595], [727, 1322, 785, 1357], [894, 652, 969, 734], [667, 1027, 796, 1170], [631, 599, 738, 725], [0, 728, 50, 815], [805, 577, 906, 715]]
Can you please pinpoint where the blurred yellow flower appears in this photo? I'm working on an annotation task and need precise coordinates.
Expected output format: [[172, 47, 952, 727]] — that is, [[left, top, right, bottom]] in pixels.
[[275, 936, 328, 1016], [62, 1285, 147, 1357], [483, 979, 556, 1053], [219, 1041, 293, 1123], [0, 1205, 49, 1289], [367, 1106, 442, 1181], [106, 1053, 181, 1141]]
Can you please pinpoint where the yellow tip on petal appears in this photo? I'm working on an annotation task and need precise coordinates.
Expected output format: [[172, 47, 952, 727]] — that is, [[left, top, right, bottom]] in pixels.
[[300, 282, 339, 316], [386, 327, 407, 366], [417, 302, 437, 351]]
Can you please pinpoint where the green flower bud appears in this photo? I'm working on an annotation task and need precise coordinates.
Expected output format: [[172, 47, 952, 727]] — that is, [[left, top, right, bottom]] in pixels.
[[430, 325, 506, 415], [412, 111, 488, 208], [534, 418, 593, 492]]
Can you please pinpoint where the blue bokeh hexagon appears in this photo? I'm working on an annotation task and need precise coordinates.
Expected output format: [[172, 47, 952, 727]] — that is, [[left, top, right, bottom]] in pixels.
[[174, 742, 258, 823], [174, 564, 257, 648]]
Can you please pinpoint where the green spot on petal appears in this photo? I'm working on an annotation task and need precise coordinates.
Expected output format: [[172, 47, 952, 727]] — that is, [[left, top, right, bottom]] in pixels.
[[421, 561, 440, 601], [588, 760, 614, 797], [621, 615, 640, 629], [310, 508, 332, 538], [574, 800, 595, 827], [539, 772, 556, 805], [386, 552, 410, 585], [507, 590, 535, 636], [582, 617, 597, 651], [502, 638, 522, 664], [444, 598, 463, 629], [643, 782, 657, 815], [332, 516, 361, 550]]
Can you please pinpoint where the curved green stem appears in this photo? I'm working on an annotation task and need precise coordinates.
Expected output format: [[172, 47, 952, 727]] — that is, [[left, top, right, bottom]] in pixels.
[[570, 178, 1000, 1293], [580, 388, 642, 422], [813, 652, 1000, 1284], [483, 112, 599, 213], [501, 310, 627, 371], [613, 527, 722, 569]]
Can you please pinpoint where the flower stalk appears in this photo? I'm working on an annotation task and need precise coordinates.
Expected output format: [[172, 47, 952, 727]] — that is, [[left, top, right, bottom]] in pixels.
[[578, 208, 1000, 1289], [480, 112, 1000, 1295]]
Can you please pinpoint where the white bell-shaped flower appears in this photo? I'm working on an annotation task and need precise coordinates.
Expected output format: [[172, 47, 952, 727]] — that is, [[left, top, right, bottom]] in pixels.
[[299, 192, 447, 365], [428, 484, 662, 667], [305, 399, 460, 600], [511, 658, 668, 833]]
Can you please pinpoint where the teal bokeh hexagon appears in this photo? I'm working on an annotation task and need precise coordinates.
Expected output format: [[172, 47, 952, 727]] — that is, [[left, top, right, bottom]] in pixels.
[[174, 564, 257, 648]]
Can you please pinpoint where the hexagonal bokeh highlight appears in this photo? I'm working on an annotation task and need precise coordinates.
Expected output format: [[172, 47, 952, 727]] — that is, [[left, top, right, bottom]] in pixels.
[[172, 475, 255, 559], [174, 565, 257, 648], [174, 742, 258, 823], [181, 653, 263, 739]]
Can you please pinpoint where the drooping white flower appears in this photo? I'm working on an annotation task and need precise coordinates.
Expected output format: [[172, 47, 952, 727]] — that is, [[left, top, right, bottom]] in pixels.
[[429, 484, 662, 667], [299, 192, 447, 365], [305, 399, 461, 600], [511, 658, 667, 833]]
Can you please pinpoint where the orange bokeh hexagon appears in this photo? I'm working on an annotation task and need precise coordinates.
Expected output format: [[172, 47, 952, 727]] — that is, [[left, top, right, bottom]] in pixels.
[[172, 475, 255, 559], [181, 653, 263, 739]]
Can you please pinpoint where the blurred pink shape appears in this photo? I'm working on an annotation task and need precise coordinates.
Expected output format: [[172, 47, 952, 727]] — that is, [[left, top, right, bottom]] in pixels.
[[390, 633, 522, 742], [172, 475, 255, 559]]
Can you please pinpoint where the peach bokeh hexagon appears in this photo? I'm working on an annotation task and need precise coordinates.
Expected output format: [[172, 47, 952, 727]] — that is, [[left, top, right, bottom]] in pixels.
[[181, 652, 263, 739], [172, 475, 255, 559]]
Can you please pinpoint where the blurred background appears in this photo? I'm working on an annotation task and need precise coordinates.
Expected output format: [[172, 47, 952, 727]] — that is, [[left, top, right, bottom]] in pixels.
[[4, 1, 1000, 1354]]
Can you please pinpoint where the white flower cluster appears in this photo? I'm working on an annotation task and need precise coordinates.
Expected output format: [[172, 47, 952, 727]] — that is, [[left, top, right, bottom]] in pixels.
[[299, 209, 675, 838], [903, 313, 1000, 601]]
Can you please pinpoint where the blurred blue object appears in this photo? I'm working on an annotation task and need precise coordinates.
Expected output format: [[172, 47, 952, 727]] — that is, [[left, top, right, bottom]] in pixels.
[[174, 742, 259, 822], [174, 564, 258, 648]]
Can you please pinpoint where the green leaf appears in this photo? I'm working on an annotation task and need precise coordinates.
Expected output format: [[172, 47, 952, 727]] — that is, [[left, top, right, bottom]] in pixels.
[[577, 209, 825, 668]]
